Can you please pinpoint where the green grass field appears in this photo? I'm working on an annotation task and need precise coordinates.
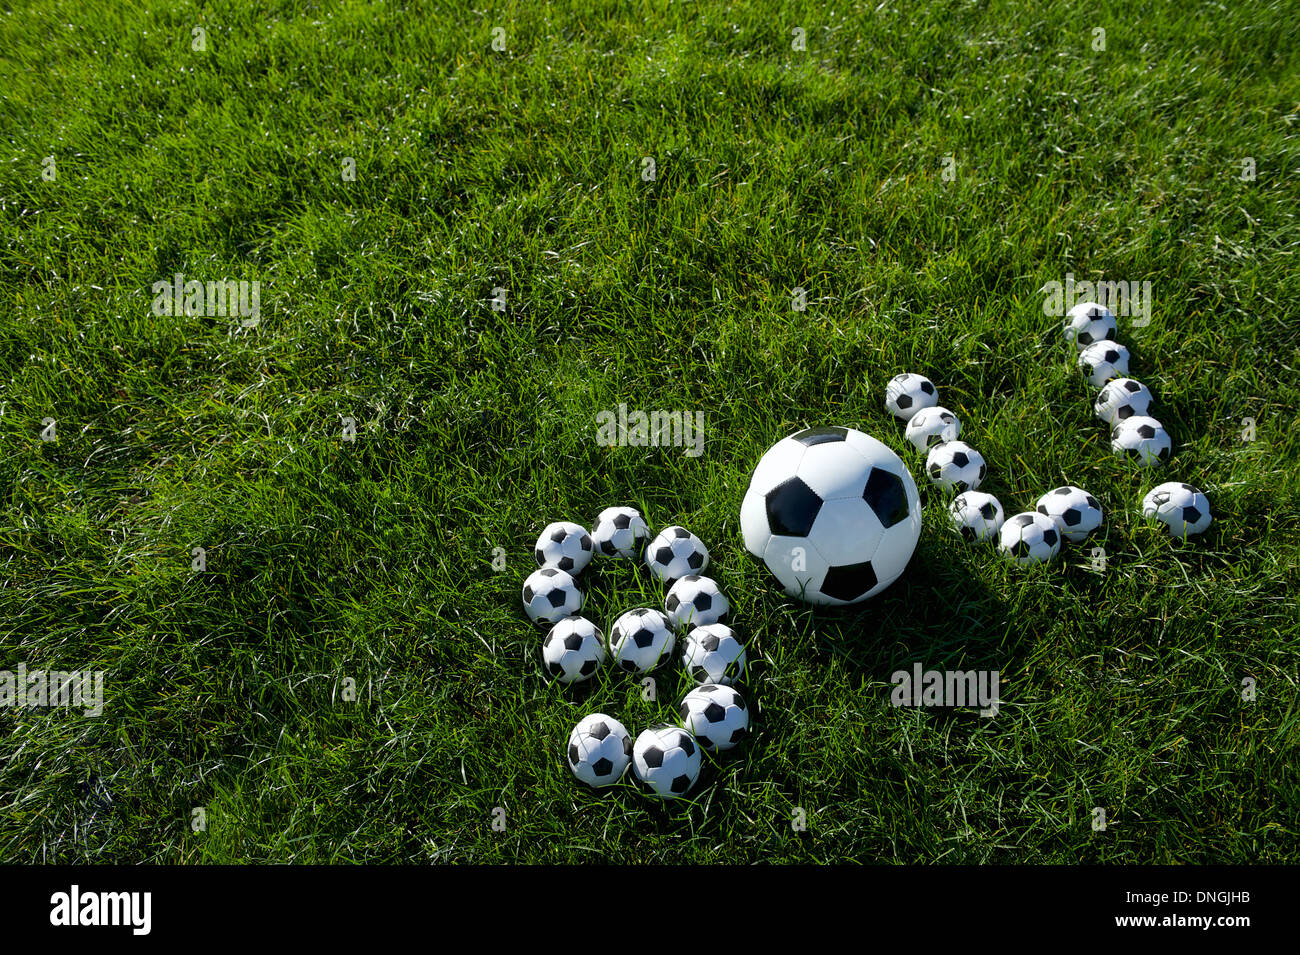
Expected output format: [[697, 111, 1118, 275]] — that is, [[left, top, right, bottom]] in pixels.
[[2, 0, 1297, 864]]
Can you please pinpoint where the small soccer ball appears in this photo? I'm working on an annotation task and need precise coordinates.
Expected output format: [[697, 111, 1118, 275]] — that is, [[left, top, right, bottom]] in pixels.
[[997, 512, 1061, 565], [1063, 301, 1118, 350], [542, 616, 606, 683], [1095, 377, 1153, 426], [644, 526, 710, 585], [904, 406, 961, 453], [681, 623, 747, 685], [534, 521, 594, 574], [608, 608, 676, 673], [522, 567, 584, 625], [664, 574, 729, 630], [885, 373, 938, 421], [739, 426, 923, 605], [1035, 486, 1104, 543], [949, 490, 1005, 542], [567, 713, 632, 788], [679, 684, 749, 753], [1111, 415, 1171, 466], [591, 506, 650, 559], [631, 725, 701, 799], [1142, 482, 1212, 538], [926, 441, 986, 492], [1078, 341, 1131, 389]]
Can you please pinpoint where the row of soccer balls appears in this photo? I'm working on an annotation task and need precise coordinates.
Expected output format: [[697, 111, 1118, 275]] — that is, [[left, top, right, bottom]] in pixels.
[[567, 688, 749, 798]]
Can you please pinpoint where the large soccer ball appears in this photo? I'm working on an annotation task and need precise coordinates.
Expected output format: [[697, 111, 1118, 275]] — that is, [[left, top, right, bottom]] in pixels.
[[567, 713, 632, 788], [681, 623, 747, 685], [608, 608, 676, 673], [534, 521, 594, 574], [521, 567, 584, 625], [591, 506, 650, 559], [632, 725, 701, 799], [679, 684, 749, 753], [997, 512, 1061, 565], [1063, 301, 1118, 350], [1142, 482, 1212, 538], [740, 426, 922, 605], [542, 616, 605, 683], [664, 575, 729, 630], [1078, 341, 1131, 389], [884, 373, 938, 421], [1111, 415, 1171, 466], [949, 490, 1004, 542], [644, 526, 710, 585], [1035, 486, 1104, 543], [904, 406, 961, 453], [1095, 377, 1153, 425]]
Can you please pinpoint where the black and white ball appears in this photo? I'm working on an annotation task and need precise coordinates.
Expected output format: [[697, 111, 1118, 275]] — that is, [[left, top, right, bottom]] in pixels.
[[590, 506, 650, 559], [884, 373, 938, 421], [1078, 341, 1131, 389], [904, 406, 961, 453], [534, 521, 594, 574], [631, 725, 701, 799], [681, 623, 747, 685], [1142, 482, 1212, 538], [644, 526, 710, 585], [542, 616, 605, 683], [567, 713, 632, 788], [1035, 486, 1104, 543], [1095, 378, 1153, 426], [997, 512, 1061, 565], [740, 426, 923, 605], [1111, 415, 1171, 466], [664, 574, 729, 630], [1063, 301, 1118, 350], [608, 608, 675, 673], [926, 440, 986, 492], [522, 567, 584, 625], [949, 490, 1005, 542], [680, 684, 749, 753]]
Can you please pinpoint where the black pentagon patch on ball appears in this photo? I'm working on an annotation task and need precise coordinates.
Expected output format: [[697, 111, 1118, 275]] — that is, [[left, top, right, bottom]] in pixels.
[[1116, 405, 1135, 420], [1104, 349, 1119, 363], [534, 547, 545, 563], [680, 735, 695, 758], [1037, 505, 1049, 516], [793, 426, 848, 446], [732, 694, 747, 710], [695, 593, 713, 612], [591, 757, 612, 777], [955, 480, 970, 492], [730, 727, 747, 744], [654, 545, 673, 565], [703, 702, 727, 723], [622, 736, 633, 755], [1086, 495, 1099, 509], [952, 451, 969, 468], [820, 560, 878, 602], [1012, 541, 1030, 558], [523, 585, 533, 602], [1042, 528, 1058, 547], [1125, 380, 1141, 392], [1153, 492, 1170, 505], [1112, 426, 1122, 439], [1183, 506, 1202, 524], [1127, 448, 1141, 459], [765, 477, 823, 537], [960, 525, 976, 541], [929, 463, 941, 478], [1062, 508, 1082, 527], [1054, 487, 1071, 495], [665, 594, 680, 611], [897, 394, 913, 409], [920, 380, 935, 395], [620, 659, 637, 672], [599, 539, 617, 555], [687, 551, 704, 569], [568, 743, 579, 765], [701, 634, 721, 652], [547, 660, 563, 676], [1181, 484, 1197, 494], [551, 528, 566, 543], [632, 628, 655, 649], [641, 745, 664, 768], [1014, 514, 1034, 528], [678, 701, 691, 721], [940, 412, 954, 423], [1078, 330, 1094, 345], [979, 503, 997, 521], [580, 536, 592, 551], [863, 468, 909, 528], [977, 464, 986, 480], [557, 556, 574, 571], [670, 774, 692, 793], [1137, 424, 1155, 439], [927, 433, 943, 447], [579, 659, 597, 676], [672, 527, 690, 539], [588, 720, 610, 741], [613, 513, 631, 529], [547, 589, 567, 608], [540, 568, 557, 578], [691, 665, 710, 681]]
